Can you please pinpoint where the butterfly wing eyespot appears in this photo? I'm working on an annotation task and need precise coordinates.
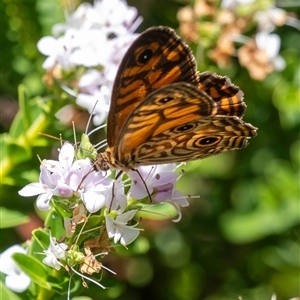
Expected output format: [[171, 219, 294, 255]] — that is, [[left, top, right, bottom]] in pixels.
[[174, 123, 197, 132], [197, 137, 221, 146], [136, 48, 154, 64], [158, 96, 174, 104]]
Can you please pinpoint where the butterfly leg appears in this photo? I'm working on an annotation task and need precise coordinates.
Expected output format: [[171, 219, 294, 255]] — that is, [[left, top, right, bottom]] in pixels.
[[108, 170, 124, 212], [133, 169, 153, 203]]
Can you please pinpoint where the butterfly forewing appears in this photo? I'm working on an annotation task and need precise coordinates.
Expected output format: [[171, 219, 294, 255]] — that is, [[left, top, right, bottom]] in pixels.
[[108, 26, 198, 147]]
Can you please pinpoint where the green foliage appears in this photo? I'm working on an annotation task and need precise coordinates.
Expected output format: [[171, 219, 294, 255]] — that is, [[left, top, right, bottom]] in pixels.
[[0, 281, 23, 300], [1, 0, 299, 299], [0, 207, 29, 229]]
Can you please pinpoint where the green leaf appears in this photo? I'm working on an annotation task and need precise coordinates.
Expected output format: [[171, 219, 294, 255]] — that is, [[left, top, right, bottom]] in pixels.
[[4, 137, 32, 165], [50, 199, 72, 219], [9, 85, 42, 139], [32, 229, 50, 251], [0, 281, 23, 300], [47, 274, 76, 294], [136, 202, 177, 220], [0, 207, 30, 228], [12, 253, 51, 290], [44, 211, 66, 238], [76, 134, 97, 160]]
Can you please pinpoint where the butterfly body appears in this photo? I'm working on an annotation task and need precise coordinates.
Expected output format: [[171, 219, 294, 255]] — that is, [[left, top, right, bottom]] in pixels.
[[95, 26, 257, 172]]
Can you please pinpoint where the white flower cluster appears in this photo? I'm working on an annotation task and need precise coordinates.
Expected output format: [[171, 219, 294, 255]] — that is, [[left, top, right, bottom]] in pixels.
[[222, 0, 299, 78], [180, 0, 299, 80], [18, 141, 188, 275], [37, 0, 142, 125], [221, 0, 290, 76]]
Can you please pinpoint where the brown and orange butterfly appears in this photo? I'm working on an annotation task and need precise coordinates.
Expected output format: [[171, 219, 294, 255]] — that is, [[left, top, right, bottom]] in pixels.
[[95, 26, 257, 172]]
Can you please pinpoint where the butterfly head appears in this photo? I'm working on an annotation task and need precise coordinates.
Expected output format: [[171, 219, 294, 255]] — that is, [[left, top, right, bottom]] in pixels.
[[93, 152, 112, 172]]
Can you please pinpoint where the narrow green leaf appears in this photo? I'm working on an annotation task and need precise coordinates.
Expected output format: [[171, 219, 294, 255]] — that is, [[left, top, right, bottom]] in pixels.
[[12, 253, 51, 290], [32, 229, 50, 251], [0, 207, 30, 229], [18, 84, 32, 131], [0, 281, 23, 300]]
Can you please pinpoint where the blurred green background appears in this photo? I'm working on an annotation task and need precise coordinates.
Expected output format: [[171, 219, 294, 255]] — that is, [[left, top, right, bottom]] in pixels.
[[1, 0, 299, 299]]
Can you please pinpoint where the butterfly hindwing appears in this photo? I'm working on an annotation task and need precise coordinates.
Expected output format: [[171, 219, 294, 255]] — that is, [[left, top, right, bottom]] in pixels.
[[131, 116, 257, 165], [115, 83, 257, 168], [132, 116, 256, 165]]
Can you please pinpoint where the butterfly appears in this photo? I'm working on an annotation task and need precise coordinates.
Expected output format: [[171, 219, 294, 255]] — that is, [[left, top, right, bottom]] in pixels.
[[95, 26, 257, 173]]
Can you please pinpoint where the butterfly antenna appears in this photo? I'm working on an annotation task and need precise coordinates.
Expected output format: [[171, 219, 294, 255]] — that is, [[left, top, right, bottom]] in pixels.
[[95, 140, 108, 151], [129, 16, 143, 33], [38, 132, 64, 142], [59, 134, 63, 146], [87, 124, 107, 137], [134, 169, 152, 203], [60, 83, 77, 97], [72, 121, 78, 150], [85, 100, 99, 135]]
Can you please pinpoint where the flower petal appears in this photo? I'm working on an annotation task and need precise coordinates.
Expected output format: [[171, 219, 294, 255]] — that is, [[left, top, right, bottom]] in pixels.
[[5, 273, 31, 293], [83, 191, 106, 213], [0, 245, 26, 275], [18, 183, 45, 197], [118, 225, 140, 246], [36, 193, 52, 211], [37, 36, 57, 56], [58, 143, 75, 170]]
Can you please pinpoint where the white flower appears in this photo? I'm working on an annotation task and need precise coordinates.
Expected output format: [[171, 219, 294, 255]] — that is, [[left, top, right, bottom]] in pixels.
[[128, 164, 186, 202], [18, 143, 76, 210], [221, 0, 254, 9], [53, 0, 139, 35], [18, 162, 63, 210], [255, 6, 300, 32], [105, 210, 142, 246], [37, 34, 73, 69], [67, 159, 114, 213], [255, 7, 287, 32], [37, 0, 141, 126], [0, 245, 31, 293], [128, 164, 189, 221], [18, 142, 121, 213], [103, 177, 127, 213], [255, 31, 286, 71], [76, 70, 111, 126], [43, 237, 68, 271], [93, 0, 139, 29]]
